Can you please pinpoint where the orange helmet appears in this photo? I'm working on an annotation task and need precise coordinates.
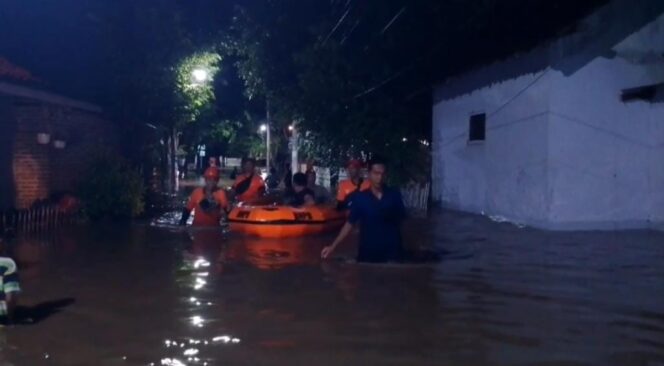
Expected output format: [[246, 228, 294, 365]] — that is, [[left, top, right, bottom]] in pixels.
[[203, 167, 220, 181]]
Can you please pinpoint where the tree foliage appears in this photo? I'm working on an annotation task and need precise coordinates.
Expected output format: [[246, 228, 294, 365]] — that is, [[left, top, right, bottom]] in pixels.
[[223, 0, 605, 183], [94, 0, 194, 174], [175, 51, 222, 124], [225, 0, 432, 182], [95, 2, 228, 190], [78, 150, 145, 220], [84, 0, 606, 186]]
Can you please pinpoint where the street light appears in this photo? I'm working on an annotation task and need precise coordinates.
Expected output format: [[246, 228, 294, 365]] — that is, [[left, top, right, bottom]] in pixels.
[[288, 125, 294, 131], [192, 68, 208, 84], [259, 124, 267, 133]]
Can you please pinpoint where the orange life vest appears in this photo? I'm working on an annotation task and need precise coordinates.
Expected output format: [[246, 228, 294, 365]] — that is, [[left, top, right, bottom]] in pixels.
[[336, 178, 370, 203], [233, 173, 265, 202], [186, 187, 229, 226]]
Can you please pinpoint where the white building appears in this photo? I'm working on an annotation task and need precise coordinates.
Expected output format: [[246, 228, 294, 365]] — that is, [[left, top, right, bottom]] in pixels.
[[432, 0, 664, 231]]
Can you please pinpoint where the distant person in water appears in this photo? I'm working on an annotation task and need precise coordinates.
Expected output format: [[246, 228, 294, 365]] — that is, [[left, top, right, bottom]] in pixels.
[[265, 167, 280, 190], [336, 159, 370, 210], [306, 170, 331, 204], [287, 173, 316, 207], [322, 157, 406, 263], [232, 158, 265, 203], [180, 167, 229, 227], [283, 165, 293, 191], [178, 156, 187, 179], [0, 235, 20, 324]]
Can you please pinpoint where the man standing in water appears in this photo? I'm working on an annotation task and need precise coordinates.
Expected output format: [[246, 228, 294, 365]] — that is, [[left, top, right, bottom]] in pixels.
[[322, 157, 406, 263], [180, 167, 229, 227]]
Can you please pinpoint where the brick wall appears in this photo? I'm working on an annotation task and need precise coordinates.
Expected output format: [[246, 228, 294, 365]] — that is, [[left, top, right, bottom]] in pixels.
[[48, 107, 114, 193], [5, 97, 115, 209]]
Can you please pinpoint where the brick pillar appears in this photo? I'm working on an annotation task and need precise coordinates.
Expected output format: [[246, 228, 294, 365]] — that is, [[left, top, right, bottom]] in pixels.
[[0, 97, 17, 210]]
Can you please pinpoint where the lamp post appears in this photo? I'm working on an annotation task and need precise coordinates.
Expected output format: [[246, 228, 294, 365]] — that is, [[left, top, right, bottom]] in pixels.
[[259, 123, 270, 169], [265, 100, 271, 169], [161, 66, 210, 192], [290, 124, 298, 174]]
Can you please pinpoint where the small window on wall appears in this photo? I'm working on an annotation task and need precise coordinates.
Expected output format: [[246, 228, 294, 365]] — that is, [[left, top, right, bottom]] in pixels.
[[621, 82, 664, 103], [469, 113, 486, 142]]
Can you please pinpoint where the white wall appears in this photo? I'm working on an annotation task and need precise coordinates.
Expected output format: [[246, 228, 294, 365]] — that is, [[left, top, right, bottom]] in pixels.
[[548, 13, 664, 230], [433, 12, 664, 231], [432, 71, 552, 225]]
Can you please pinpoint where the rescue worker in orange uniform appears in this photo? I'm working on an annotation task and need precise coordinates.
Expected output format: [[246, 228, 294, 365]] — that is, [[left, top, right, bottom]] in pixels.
[[232, 158, 265, 203], [336, 159, 370, 210], [179, 167, 229, 227]]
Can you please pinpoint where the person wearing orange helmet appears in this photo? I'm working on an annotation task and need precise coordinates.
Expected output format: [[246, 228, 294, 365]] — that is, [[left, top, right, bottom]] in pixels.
[[231, 158, 265, 203], [179, 166, 229, 226], [336, 159, 370, 210]]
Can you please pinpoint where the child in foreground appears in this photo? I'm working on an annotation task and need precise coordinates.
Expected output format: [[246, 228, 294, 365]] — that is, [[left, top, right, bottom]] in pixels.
[[0, 234, 19, 325]]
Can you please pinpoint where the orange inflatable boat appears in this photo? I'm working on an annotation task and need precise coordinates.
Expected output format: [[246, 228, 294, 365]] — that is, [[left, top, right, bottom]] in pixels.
[[228, 205, 346, 238]]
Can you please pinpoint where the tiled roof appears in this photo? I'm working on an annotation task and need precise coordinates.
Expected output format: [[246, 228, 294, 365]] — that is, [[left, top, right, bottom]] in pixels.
[[0, 57, 38, 82]]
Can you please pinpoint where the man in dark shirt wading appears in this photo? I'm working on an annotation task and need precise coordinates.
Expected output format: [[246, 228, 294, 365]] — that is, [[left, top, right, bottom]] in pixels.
[[321, 157, 406, 263]]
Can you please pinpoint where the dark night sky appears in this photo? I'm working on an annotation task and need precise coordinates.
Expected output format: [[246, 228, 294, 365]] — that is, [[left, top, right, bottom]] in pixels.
[[0, 0, 606, 104], [0, 0, 104, 99], [0, 0, 241, 102]]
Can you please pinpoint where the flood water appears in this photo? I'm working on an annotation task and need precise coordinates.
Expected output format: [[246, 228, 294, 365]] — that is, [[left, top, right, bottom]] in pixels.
[[3, 210, 664, 366]]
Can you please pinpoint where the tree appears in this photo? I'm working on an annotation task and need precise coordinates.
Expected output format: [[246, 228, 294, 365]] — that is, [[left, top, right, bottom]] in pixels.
[[94, 0, 190, 190], [91, 0, 606, 187], [225, 0, 605, 184], [96, 1, 224, 192], [227, 0, 432, 183], [172, 50, 221, 176], [179, 58, 269, 167]]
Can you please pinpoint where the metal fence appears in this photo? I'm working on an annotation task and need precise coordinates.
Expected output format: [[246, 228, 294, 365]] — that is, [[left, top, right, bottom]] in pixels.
[[313, 166, 430, 216], [1, 205, 76, 235]]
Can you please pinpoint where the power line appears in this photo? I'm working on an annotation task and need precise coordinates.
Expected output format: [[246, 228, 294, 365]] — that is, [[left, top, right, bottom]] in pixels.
[[322, 7, 351, 46], [380, 6, 406, 34], [488, 69, 548, 117]]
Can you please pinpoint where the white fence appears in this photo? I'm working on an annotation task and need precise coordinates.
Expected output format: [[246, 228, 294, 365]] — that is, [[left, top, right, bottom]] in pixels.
[[311, 165, 430, 216], [400, 182, 430, 216], [1, 205, 77, 234]]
